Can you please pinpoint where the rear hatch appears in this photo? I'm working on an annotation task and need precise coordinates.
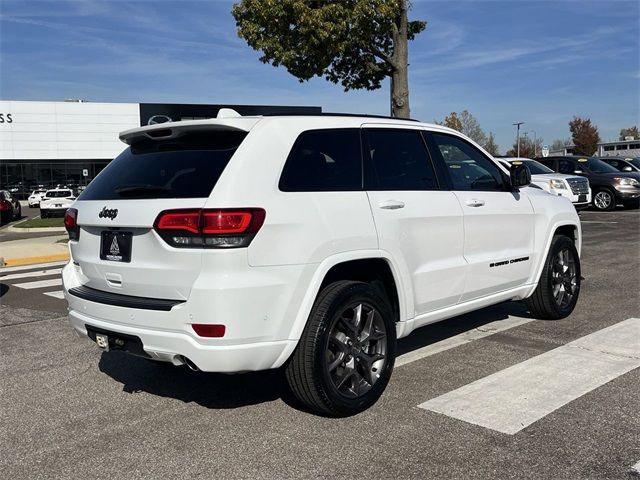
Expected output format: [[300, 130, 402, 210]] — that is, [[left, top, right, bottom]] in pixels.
[[70, 120, 255, 300]]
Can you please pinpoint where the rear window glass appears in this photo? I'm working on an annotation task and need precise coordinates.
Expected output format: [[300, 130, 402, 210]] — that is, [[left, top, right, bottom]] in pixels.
[[279, 129, 362, 191], [46, 190, 73, 198], [79, 130, 246, 200]]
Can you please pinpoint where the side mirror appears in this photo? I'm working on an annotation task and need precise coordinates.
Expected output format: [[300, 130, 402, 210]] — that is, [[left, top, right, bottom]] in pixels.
[[623, 166, 632, 172], [510, 163, 531, 189]]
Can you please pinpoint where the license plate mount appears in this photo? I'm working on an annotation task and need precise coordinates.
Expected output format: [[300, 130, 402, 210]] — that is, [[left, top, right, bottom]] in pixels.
[[100, 231, 132, 263], [578, 194, 587, 202]]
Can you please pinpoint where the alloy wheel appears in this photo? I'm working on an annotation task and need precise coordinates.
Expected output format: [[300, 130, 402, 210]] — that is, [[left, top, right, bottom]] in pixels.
[[325, 303, 387, 398], [551, 248, 577, 309], [594, 191, 612, 210]]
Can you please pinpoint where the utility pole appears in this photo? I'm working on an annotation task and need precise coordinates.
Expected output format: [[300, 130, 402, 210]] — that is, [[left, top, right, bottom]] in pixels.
[[513, 122, 524, 157]]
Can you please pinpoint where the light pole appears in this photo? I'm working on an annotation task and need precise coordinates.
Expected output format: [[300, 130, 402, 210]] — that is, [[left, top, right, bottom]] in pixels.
[[513, 122, 524, 157]]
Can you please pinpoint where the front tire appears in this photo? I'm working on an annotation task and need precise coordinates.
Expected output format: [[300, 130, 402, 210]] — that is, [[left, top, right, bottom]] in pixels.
[[592, 188, 616, 211], [285, 280, 396, 417], [526, 235, 581, 320]]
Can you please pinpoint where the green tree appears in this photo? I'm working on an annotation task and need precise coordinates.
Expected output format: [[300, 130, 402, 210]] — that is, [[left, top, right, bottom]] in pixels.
[[442, 112, 462, 131], [232, 0, 426, 118], [459, 110, 487, 146], [619, 126, 639, 140], [484, 131, 499, 156], [569, 117, 600, 156], [506, 135, 543, 158]]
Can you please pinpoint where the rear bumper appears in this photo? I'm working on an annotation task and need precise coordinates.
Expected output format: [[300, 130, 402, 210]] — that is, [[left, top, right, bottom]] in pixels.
[[62, 259, 310, 372], [68, 309, 294, 372]]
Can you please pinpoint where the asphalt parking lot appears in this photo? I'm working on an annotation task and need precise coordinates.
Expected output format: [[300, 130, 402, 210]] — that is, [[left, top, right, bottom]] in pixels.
[[1, 208, 638, 479]]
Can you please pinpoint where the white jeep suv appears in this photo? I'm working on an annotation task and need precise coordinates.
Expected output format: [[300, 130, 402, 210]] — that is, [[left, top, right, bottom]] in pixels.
[[62, 114, 582, 416]]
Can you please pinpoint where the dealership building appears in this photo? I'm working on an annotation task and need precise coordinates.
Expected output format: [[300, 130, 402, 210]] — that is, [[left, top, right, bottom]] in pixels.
[[0, 100, 320, 197]]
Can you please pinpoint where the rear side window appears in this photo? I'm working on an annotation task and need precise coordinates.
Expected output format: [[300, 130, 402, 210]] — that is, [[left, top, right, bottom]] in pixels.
[[363, 129, 438, 190], [279, 129, 362, 191], [79, 130, 246, 200]]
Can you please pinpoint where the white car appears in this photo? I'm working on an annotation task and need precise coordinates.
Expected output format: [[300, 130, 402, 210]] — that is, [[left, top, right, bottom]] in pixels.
[[40, 188, 75, 218], [27, 189, 48, 208], [498, 157, 591, 210], [62, 113, 582, 416]]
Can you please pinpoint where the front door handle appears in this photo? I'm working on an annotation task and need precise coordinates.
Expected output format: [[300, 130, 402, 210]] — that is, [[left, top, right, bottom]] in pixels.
[[465, 199, 485, 207], [379, 200, 405, 210]]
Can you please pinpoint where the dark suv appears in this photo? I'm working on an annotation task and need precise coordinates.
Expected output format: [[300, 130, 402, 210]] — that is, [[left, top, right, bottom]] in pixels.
[[598, 156, 640, 173], [537, 156, 640, 211]]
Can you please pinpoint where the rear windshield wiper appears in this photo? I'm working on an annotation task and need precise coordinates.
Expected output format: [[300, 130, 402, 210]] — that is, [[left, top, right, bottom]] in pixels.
[[114, 185, 173, 197]]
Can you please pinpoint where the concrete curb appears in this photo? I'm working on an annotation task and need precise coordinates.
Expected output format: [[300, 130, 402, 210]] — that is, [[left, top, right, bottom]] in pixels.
[[1, 252, 70, 268], [6, 225, 67, 233]]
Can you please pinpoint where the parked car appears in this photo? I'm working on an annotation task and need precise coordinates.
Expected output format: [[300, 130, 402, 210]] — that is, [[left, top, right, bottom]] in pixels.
[[598, 156, 640, 173], [62, 114, 582, 416], [28, 189, 48, 208], [497, 157, 591, 210], [0, 190, 22, 224], [40, 188, 75, 218], [536, 156, 640, 210]]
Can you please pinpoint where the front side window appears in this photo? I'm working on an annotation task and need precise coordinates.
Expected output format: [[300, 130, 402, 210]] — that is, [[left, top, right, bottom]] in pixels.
[[363, 129, 438, 190], [279, 129, 362, 191], [428, 133, 505, 191], [558, 159, 575, 174]]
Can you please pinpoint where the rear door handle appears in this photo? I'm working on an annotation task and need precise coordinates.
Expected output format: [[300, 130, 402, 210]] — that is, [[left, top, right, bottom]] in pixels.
[[465, 199, 485, 207], [379, 200, 405, 210]]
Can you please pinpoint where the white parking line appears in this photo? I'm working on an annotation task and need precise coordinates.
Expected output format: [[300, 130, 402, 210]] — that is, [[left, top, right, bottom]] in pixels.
[[0, 261, 67, 274], [396, 316, 533, 367], [0, 268, 62, 281], [43, 291, 65, 299], [631, 460, 640, 474], [418, 318, 640, 434], [13, 278, 63, 290]]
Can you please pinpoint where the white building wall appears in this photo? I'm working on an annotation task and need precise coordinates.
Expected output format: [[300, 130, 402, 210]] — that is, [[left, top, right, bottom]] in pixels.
[[0, 101, 140, 160]]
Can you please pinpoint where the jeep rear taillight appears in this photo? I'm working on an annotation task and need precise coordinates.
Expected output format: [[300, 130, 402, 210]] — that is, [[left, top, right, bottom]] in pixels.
[[64, 208, 80, 241], [154, 208, 265, 248]]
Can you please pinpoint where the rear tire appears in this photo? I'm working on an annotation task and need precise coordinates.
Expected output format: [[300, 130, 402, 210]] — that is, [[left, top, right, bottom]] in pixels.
[[526, 235, 581, 320], [40, 210, 48, 218], [14, 203, 21, 220], [592, 188, 616, 211], [285, 280, 396, 417]]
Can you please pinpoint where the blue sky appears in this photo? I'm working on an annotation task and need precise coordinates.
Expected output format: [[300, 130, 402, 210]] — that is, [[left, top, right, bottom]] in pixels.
[[1, 0, 638, 152]]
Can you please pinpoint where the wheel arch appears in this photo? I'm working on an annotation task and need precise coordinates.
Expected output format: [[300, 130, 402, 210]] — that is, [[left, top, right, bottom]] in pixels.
[[528, 221, 581, 294], [273, 250, 409, 369]]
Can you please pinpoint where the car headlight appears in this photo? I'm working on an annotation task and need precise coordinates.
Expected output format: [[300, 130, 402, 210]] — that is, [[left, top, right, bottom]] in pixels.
[[615, 177, 640, 186], [549, 179, 567, 190]]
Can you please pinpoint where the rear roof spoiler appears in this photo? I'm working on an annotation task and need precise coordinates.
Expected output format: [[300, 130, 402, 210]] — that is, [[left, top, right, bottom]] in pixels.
[[119, 117, 261, 145]]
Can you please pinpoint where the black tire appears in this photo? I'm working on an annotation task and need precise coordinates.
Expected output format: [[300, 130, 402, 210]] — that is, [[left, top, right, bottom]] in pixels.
[[592, 188, 616, 211], [14, 203, 21, 220], [40, 210, 48, 218], [526, 235, 581, 320], [285, 280, 396, 417], [623, 199, 640, 209]]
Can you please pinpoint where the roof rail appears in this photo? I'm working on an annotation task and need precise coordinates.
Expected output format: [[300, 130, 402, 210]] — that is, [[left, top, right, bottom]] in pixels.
[[260, 112, 420, 122]]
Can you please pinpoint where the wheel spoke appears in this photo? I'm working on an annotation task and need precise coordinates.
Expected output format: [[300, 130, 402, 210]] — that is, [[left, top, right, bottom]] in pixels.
[[329, 330, 349, 353], [327, 351, 345, 372]]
